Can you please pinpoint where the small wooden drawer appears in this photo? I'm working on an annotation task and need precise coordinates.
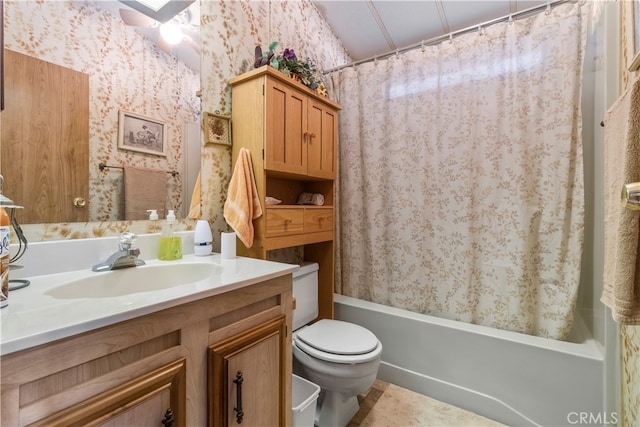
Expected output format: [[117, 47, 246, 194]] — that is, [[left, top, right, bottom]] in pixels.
[[304, 208, 334, 233], [266, 208, 304, 236]]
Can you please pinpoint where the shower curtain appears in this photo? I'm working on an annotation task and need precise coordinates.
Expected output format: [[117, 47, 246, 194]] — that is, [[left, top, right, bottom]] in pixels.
[[328, 2, 589, 340]]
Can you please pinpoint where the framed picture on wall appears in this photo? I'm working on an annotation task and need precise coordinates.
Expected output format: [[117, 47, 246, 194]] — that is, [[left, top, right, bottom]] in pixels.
[[204, 111, 231, 146], [117, 110, 167, 156], [630, 0, 640, 71]]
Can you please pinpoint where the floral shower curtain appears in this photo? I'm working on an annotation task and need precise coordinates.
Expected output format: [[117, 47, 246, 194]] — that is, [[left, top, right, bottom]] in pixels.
[[327, 3, 589, 340]]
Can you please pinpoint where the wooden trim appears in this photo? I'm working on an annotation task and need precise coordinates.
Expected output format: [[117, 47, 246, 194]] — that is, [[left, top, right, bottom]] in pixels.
[[19, 332, 180, 407], [209, 305, 282, 343], [263, 230, 334, 250], [229, 65, 342, 111], [28, 358, 187, 427], [20, 346, 184, 426]]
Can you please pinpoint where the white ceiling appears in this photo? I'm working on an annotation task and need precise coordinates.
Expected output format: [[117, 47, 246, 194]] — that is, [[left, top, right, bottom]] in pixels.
[[311, 0, 549, 63], [94, 0, 200, 72], [96, 1, 555, 73]]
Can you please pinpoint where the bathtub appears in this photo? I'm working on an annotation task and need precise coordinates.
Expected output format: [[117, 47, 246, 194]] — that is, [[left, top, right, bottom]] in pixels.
[[334, 294, 605, 427]]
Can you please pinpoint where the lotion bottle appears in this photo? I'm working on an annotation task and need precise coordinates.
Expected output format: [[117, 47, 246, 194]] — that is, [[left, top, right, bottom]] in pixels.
[[158, 210, 182, 261]]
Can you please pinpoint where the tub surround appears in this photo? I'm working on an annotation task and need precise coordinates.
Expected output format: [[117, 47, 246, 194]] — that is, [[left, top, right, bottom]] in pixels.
[[335, 295, 604, 427]]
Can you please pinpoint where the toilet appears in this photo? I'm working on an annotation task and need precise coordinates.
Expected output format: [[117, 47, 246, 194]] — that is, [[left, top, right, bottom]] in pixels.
[[292, 263, 382, 427]]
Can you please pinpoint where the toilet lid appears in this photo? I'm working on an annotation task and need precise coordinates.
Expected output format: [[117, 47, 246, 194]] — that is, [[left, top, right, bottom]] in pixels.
[[295, 319, 379, 355]]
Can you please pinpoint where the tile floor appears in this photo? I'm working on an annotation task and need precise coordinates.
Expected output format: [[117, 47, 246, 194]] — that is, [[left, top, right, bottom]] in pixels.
[[347, 380, 505, 427]]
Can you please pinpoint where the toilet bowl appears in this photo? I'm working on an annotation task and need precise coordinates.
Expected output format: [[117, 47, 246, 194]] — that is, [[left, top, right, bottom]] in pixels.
[[292, 264, 382, 427]]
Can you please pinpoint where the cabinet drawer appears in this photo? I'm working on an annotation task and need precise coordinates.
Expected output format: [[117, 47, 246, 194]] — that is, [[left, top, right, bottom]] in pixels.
[[266, 209, 304, 236], [304, 208, 334, 233]]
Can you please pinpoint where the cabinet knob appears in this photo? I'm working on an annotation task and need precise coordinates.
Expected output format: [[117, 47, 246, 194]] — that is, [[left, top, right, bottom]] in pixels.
[[303, 132, 316, 142], [73, 197, 86, 207], [161, 409, 175, 427]]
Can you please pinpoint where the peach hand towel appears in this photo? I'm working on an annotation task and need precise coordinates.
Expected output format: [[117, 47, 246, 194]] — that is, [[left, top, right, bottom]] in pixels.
[[601, 74, 640, 324], [124, 166, 167, 220], [224, 148, 262, 248]]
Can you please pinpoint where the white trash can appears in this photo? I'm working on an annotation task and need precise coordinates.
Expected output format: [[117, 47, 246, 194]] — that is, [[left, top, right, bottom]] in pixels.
[[292, 374, 320, 427]]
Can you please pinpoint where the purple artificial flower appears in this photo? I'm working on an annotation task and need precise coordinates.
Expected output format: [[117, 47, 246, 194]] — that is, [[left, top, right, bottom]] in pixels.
[[283, 48, 296, 61]]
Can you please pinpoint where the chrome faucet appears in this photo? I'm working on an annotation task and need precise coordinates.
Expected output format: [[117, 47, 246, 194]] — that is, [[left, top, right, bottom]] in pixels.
[[92, 232, 145, 272]]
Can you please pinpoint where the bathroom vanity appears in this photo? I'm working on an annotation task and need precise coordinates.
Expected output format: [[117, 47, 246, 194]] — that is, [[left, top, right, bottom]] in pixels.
[[0, 252, 295, 426]]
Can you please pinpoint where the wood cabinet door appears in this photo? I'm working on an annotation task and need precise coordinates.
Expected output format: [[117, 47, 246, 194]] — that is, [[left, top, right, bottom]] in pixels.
[[265, 79, 307, 175], [28, 359, 186, 427], [209, 317, 286, 427], [306, 99, 337, 179], [2, 49, 89, 223]]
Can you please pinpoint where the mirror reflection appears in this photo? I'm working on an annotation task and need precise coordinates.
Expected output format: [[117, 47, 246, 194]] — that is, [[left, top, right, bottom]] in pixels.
[[1, 0, 202, 224]]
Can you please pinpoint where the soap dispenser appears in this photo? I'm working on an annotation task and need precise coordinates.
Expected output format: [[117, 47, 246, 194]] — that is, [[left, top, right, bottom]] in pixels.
[[158, 210, 182, 260]]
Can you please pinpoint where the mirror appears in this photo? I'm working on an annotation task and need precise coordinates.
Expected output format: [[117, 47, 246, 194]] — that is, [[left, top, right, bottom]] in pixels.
[[1, 0, 202, 225]]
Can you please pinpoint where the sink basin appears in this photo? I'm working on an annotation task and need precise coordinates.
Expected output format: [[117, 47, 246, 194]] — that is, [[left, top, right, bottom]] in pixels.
[[44, 263, 217, 299]]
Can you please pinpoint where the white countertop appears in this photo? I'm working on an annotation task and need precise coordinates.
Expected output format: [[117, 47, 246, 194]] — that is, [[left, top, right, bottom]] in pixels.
[[1, 254, 296, 355]]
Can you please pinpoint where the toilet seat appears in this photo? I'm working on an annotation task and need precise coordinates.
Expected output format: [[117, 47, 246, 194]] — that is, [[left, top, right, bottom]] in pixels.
[[294, 319, 382, 364]]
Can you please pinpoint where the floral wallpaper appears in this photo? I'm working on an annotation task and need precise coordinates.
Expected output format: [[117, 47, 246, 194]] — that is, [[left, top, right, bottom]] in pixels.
[[4, 0, 200, 222], [198, 0, 350, 242], [9, 0, 350, 249]]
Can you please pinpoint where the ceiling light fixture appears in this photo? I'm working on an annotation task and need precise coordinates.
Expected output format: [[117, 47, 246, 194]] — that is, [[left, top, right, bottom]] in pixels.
[[159, 21, 183, 45], [119, 0, 194, 23]]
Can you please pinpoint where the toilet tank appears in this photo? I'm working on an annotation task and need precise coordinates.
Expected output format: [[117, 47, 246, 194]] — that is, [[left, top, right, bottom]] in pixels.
[[292, 262, 319, 330]]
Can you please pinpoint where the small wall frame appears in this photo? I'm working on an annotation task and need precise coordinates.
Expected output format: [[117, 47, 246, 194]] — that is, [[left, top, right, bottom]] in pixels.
[[117, 110, 167, 156], [204, 111, 231, 146]]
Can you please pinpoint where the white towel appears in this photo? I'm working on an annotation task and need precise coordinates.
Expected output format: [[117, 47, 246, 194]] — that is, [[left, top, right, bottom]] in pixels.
[[224, 148, 262, 248], [601, 74, 640, 324]]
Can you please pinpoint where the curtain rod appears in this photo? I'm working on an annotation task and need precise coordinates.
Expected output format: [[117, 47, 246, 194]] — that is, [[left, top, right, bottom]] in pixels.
[[324, 0, 574, 74]]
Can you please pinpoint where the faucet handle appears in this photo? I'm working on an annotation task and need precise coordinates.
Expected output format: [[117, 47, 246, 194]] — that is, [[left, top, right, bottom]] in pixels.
[[119, 232, 137, 250]]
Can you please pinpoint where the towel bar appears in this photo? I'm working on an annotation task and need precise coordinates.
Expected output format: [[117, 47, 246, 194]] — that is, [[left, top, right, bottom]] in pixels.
[[98, 162, 179, 178], [622, 183, 640, 210]]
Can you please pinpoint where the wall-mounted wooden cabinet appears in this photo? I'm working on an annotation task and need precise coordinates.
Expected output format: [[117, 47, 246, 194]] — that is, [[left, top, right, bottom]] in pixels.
[[265, 78, 337, 179], [230, 66, 341, 321]]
